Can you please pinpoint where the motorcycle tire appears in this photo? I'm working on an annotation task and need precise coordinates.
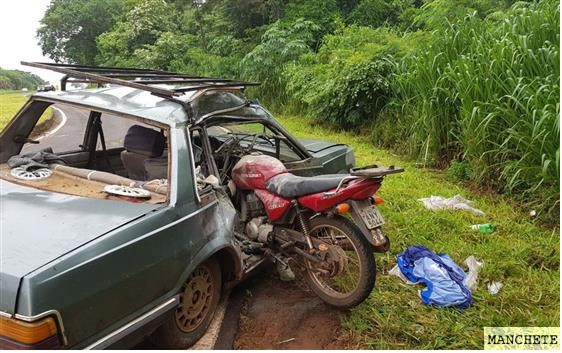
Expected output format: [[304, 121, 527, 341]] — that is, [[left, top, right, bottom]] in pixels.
[[303, 215, 376, 309]]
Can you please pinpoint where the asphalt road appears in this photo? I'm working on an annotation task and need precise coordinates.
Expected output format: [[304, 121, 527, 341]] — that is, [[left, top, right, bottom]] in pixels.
[[23, 103, 131, 154]]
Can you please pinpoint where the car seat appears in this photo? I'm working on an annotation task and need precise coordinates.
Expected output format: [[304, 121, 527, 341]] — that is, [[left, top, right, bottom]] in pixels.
[[120, 125, 167, 180]]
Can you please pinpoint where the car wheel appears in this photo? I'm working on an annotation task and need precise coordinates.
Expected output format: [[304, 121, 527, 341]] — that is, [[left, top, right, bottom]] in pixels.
[[150, 258, 222, 349]]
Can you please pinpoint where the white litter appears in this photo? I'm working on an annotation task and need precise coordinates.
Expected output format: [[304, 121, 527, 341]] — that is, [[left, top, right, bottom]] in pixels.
[[418, 195, 485, 216], [488, 281, 503, 295], [463, 255, 483, 291], [389, 264, 415, 284]]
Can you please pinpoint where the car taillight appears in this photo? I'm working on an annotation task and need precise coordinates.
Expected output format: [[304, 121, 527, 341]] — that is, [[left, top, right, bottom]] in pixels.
[[0, 316, 61, 349]]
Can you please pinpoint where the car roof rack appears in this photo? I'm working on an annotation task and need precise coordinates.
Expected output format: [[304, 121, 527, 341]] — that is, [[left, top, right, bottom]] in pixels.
[[21, 61, 260, 121], [21, 61, 260, 97]]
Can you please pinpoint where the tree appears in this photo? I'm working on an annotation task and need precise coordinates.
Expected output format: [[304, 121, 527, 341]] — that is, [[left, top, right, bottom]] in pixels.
[[96, 0, 179, 66], [0, 68, 45, 90], [222, 0, 288, 36], [243, 19, 320, 100], [346, 0, 406, 28], [37, 0, 124, 64]]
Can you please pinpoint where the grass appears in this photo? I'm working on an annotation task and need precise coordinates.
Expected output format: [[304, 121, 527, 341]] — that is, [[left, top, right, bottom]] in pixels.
[[0, 90, 52, 130], [1, 88, 557, 348], [387, 0, 560, 219], [275, 114, 559, 349]]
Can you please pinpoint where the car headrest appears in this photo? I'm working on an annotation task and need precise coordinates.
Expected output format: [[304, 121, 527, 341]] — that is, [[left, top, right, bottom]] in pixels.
[[123, 125, 165, 157]]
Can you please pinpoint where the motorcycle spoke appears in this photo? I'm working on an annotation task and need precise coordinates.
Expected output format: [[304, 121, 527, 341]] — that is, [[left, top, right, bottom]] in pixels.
[[309, 224, 363, 297]]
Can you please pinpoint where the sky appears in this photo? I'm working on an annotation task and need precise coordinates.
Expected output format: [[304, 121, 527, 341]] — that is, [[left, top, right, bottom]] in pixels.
[[0, 0, 63, 84]]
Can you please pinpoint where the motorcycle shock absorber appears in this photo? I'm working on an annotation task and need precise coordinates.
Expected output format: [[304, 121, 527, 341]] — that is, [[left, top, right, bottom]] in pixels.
[[293, 200, 314, 250]]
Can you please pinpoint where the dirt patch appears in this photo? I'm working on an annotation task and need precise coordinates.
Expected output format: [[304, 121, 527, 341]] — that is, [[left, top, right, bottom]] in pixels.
[[234, 269, 352, 350]]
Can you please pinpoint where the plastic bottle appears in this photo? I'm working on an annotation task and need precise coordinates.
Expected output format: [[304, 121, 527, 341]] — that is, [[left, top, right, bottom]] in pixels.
[[471, 223, 495, 234]]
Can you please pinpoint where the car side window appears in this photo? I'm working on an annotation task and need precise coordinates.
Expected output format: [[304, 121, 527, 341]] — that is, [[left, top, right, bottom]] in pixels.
[[22, 103, 89, 155]]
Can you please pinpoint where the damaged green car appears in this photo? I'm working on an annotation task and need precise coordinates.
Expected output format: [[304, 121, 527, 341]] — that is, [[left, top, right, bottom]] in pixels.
[[0, 63, 355, 349]]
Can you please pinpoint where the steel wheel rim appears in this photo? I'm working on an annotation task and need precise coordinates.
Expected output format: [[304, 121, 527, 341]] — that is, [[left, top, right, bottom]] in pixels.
[[307, 224, 363, 299], [175, 265, 214, 333]]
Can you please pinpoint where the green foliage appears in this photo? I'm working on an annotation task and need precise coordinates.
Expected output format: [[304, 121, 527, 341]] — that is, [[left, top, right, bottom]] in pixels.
[[96, 0, 178, 66], [389, 0, 560, 216], [447, 160, 473, 181], [242, 19, 320, 103], [285, 26, 422, 127], [346, 0, 404, 28], [0, 69, 45, 90], [284, 0, 341, 39], [412, 0, 509, 29], [222, 0, 287, 36], [38, 0, 560, 217], [37, 0, 123, 64]]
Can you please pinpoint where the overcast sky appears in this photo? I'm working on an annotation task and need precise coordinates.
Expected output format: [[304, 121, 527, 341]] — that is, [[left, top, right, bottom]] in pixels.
[[0, 0, 63, 84]]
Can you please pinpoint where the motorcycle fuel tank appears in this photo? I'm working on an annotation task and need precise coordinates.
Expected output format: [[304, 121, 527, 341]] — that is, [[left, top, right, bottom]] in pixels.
[[232, 154, 288, 190]]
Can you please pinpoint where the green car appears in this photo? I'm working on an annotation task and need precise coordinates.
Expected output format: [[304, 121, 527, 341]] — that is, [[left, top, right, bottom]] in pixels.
[[0, 63, 355, 349]]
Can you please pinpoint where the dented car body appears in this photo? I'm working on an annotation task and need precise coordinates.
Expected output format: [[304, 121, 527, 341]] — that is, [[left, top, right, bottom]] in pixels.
[[0, 63, 355, 349]]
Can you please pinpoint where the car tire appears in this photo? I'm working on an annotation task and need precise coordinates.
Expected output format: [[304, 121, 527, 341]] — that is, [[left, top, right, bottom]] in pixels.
[[150, 258, 222, 349]]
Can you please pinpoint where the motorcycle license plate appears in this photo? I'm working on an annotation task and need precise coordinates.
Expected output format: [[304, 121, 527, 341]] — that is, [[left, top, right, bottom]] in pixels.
[[358, 204, 385, 229]]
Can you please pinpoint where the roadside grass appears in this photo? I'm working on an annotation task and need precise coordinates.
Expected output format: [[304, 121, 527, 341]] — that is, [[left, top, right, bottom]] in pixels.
[[0, 90, 52, 130], [276, 114, 560, 349], [0, 91, 557, 348]]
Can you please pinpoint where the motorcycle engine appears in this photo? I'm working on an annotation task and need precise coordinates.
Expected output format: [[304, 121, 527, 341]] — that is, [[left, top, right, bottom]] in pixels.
[[240, 192, 272, 243], [240, 192, 265, 220], [245, 217, 273, 243]]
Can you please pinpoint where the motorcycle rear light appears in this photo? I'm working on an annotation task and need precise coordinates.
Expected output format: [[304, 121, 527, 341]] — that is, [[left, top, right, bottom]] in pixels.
[[0, 316, 58, 345], [373, 195, 384, 205], [335, 203, 351, 214]]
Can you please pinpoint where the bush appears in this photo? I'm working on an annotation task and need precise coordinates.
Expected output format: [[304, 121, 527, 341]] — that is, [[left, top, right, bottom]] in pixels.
[[242, 19, 321, 104], [447, 160, 473, 181], [388, 0, 560, 215], [284, 26, 422, 128]]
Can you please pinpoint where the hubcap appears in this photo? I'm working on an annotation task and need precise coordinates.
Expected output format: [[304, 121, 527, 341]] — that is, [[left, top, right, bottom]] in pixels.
[[175, 265, 214, 333]]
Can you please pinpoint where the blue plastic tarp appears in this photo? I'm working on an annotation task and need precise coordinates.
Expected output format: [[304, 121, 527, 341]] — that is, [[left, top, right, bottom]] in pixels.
[[396, 245, 473, 309]]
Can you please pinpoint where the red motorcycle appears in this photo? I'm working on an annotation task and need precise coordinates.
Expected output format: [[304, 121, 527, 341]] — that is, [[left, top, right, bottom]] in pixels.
[[230, 154, 403, 308]]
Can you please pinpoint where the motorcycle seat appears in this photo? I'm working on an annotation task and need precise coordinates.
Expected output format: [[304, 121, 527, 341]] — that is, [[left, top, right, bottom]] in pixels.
[[266, 173, 350, 198]]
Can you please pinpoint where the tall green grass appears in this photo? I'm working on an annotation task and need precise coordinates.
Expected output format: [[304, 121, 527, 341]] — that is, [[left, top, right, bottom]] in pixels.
[[386, 0, 559, 218]]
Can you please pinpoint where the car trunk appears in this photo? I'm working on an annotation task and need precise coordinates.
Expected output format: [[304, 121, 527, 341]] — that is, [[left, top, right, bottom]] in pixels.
[[0, 179, 161, 314]]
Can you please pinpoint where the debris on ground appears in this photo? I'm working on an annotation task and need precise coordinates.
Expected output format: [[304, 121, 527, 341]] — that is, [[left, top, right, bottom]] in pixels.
[[418, 195, 485, 216], [463, 255, 483, 291], [471, 223, 495, 234], [488, 281, 503, 295], [396, 245, 473, 309], [277, 338, 296, 345], [389, 264, 414, 284]]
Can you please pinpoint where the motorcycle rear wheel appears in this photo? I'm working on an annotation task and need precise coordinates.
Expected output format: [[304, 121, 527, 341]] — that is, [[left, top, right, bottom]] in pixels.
[[303, 216, 376, 308]]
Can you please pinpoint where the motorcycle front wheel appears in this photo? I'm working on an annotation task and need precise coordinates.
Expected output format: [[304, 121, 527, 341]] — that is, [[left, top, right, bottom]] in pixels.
[[303, 215, 376, 308]]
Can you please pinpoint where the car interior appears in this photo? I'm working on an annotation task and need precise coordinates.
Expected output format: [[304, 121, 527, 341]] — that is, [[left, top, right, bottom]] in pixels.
[[0, 102, 169, 204], [0, 100, 308, 205]]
